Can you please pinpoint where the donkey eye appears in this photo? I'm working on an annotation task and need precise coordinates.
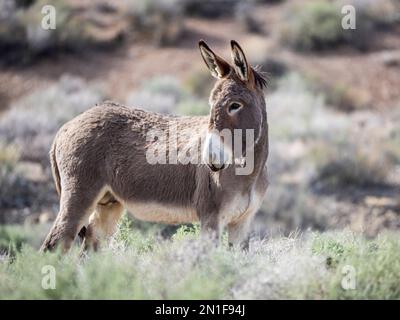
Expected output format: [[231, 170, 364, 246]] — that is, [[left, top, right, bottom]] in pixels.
[[228, 102, 242, 114]]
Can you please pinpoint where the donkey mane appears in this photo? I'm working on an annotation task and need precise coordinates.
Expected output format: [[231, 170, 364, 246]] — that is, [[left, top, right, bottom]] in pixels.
[[252, 66, 268, 90]]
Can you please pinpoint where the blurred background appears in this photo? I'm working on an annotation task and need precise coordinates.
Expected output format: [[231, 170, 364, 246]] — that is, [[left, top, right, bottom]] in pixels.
[[0, 0, 399, 247]]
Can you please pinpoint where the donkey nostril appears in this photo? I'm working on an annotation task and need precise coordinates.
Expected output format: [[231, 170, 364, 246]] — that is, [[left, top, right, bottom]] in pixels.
[[208, 163, 225, 172]]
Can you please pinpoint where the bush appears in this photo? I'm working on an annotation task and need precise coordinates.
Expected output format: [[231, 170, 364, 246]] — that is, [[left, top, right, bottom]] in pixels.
[[311, 139, 395, 190], [182, 0, 240, 18], [305, 73, 372, 111], [0, 75, 104, 163], [0, 0, 27, 59], [341, 0, 400, 30], [127, 75, 209, 116], [0, 0, 130, 57], [235, 2, 263, 34], [0, 142, 57, 223], [126, 0, 184, 46], [182, 66, 214, 98], [0, 0, 185, 60], [176, 98, 209, 116], [0, 144, 31, 213], [280, 0, 395, 51], [127, 76, 183, 114], [280, 1, 344, 51]]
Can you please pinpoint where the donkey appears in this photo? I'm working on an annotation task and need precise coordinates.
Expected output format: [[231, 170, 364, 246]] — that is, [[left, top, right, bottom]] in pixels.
[[40, 40, 269, 252]]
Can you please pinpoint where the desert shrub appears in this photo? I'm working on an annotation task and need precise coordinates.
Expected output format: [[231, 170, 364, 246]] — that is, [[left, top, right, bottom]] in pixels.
[[280, 1, 344, 51], [279, 0, 393, 51], [0, 75, 104, 163], [267, 73, 331, 141], [22, 0, 131, 52], [303, 71, 372, 111], [1, 0, 185, 59], [182, 0, 240, 18], [0, 142, 57, 222], [235, 2, 263, 34], [340, 0, 400, 30], [127, 76, 183, 114], [311, 139, 395, 190], [0, 0, 127, 56], [126, 0, 184, 46], [258, 184, 330, 236], [0, 224, 48, 256], [330, 85, 370, 111], [110, 213, 157, 253], [127, 75, 209, 116], [172, 224, 200, 241], [176, 98, 208, 116], [312, 232, 400, 299], [252, 0, 284, 3], [1, 222, 400, 299], [0, 144, 32, 212], [0, 0, 26, 57], [182, 66, 214, 98]]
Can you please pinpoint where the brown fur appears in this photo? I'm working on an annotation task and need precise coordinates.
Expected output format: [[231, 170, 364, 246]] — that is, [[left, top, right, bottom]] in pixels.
[[40, 40, 269, 252]]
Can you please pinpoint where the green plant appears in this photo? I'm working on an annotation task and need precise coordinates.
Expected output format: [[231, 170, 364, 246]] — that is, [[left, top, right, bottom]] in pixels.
[[176, 98, 209, 116], [281, 1, 343, 51], [311, 139, 394, 190], [126, 0, 184, 46], [280, 0, 388, 51]]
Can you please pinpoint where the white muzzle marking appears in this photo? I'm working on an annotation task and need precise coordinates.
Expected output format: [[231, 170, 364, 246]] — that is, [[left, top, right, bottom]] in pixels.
[[202, 131, 233, 170]]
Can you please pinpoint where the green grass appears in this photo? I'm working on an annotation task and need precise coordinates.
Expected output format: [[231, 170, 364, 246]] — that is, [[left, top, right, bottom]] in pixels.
[[0, 221, 399, 299]]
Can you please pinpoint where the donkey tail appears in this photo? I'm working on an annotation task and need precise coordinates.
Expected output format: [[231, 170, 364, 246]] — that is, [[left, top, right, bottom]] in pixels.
[[50, 139, 61, 197]]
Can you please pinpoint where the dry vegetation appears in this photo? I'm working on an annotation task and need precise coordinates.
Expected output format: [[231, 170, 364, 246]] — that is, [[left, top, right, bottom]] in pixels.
[[0, 0, 399, 299]]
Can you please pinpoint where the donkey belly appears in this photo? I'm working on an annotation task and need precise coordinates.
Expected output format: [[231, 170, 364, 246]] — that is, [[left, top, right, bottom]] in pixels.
[[124, 201, 199, 224]]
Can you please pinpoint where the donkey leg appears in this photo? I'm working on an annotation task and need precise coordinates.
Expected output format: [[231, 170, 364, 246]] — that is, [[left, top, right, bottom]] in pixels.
[[81, 194, 124, 252], [228, 213, 255, 250], [199, 213, 221, 243], [40, 187, 102, 253]]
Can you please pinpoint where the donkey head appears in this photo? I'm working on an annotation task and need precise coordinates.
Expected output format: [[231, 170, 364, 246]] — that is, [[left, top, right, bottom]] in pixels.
[[199, 40, 267, 172]]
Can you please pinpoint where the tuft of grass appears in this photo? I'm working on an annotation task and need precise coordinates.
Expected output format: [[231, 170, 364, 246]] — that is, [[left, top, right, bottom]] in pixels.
[[171, 224, 200, 241], [0, 223, 48, 256]]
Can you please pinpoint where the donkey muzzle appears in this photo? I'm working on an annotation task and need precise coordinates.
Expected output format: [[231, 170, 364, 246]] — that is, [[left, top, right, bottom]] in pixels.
[[202, 132, 232, 172]]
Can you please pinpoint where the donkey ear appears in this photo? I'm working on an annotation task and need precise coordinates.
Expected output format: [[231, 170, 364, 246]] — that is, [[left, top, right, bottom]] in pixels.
[[230, 40, 251, 82], [198, 40, 231, 79]]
